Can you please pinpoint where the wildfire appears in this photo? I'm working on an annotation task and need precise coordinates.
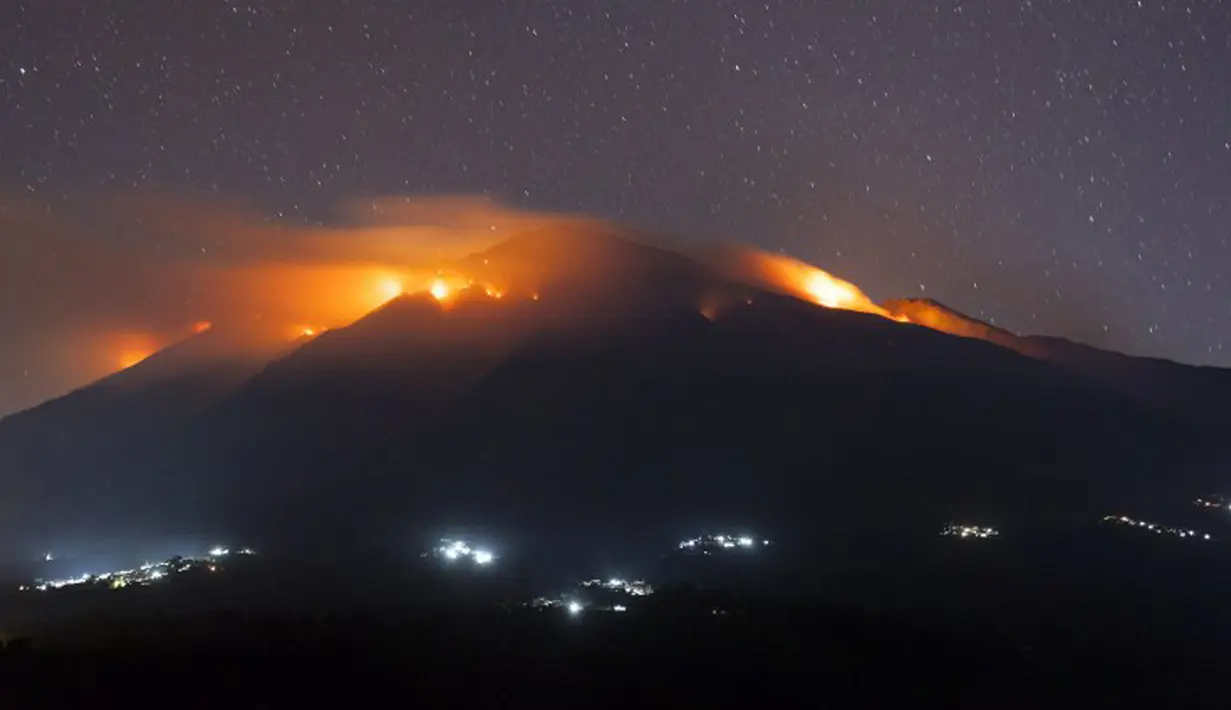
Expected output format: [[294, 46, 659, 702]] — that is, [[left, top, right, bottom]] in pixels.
[[421, 273, 504, 304], [794, 265, 905, 321], [712, 249, 907, 322], [118, 350, 152, 370], [109, 332, 162, 372], [378, 277, 404, 303], [193, 321, 213, 334], [429, 278, 451, 302], [287, 324, 326, 339]]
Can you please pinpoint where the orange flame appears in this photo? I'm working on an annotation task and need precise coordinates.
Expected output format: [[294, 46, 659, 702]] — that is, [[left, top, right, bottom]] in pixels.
[[429, 278, 451, 302], [721, 250, 907, 322], [111, 332, 161, 372], [800, 269, 887, 316], [377, 276, 404, 304], [419, 272, 506, 304], [118, 349, 153, 370], [288, 324, 325, 339], [193, 321, 213, 334]]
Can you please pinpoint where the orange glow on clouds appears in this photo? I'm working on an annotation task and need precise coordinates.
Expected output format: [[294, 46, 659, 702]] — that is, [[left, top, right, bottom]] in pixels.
[[0, 193, 602, 412]]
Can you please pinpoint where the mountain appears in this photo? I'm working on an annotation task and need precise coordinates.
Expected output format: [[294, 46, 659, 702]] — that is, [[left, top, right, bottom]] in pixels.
[[0, 326, 294, 561], [884, 298, 1231, 409], [186, 229, 1211, 554], [0, 226, 1226, 567]]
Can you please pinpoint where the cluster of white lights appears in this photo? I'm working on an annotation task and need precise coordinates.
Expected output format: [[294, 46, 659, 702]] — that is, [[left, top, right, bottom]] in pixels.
[[1194, 497, 1231, 511], [940, 524, 999, 539], [561, 598, 634, 616], [208, 546, 255, 558], [579, 578, 654, 597], [22, 546, 254, 593], [1102, 515, 1212, 541], [677, 534, 769, 553], [430, 539, 496, 566], [528, 596, 588, 612], [529, 577, 655, 615]]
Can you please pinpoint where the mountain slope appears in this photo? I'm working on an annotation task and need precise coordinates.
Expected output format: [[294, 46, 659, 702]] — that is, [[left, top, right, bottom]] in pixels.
[[884, 298, 1231, 408], [188, 232, 1193, 554], [0, 227, 1224, 563], [0, 327, 293, 559], [350, 294, 1170, 551]]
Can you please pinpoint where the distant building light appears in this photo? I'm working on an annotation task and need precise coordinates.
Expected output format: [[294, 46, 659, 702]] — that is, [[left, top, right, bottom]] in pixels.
[[677, 533, 768, 553], [1103, 514, 1213, 541], [433, 538, 495, 565], [941, 524, 999, 539]]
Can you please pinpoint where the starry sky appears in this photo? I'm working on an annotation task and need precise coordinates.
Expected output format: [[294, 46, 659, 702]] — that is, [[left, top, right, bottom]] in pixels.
[[1, 0, 1229, 414]]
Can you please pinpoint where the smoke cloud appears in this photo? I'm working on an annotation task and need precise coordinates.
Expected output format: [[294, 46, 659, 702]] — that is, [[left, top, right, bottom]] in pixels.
[[0, 191, 595, 416]]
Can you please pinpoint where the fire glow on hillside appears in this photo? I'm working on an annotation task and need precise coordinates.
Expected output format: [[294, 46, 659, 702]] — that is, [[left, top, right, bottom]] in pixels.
[[118, 350, 152, 371], [744, 252, 909, 322], [6, 192, 941, 412], [378, 277, 405, 303], [113, 332, 161, 371], [702, 246, 910, 323], [101, 235, 913, 379]]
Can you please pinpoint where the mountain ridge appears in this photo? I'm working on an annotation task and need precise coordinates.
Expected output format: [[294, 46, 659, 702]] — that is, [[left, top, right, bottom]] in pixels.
[[883, 297, 1231, 408], [0, 227, 1224, 563]]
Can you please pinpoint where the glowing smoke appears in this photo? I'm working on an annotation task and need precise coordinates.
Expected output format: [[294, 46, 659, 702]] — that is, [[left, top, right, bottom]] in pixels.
[[0, 192, 594, 415], [699, 245, 906, 322]]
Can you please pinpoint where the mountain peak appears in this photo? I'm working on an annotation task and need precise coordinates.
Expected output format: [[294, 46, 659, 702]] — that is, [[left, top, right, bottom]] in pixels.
[[450, 225, 728, 316]]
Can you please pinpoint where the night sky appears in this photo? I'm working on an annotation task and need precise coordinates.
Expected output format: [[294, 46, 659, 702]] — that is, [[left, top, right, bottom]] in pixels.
[[2, 0, 1229, 415]]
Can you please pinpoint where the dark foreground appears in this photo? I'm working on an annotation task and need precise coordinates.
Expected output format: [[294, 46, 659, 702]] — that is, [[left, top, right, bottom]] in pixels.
[[6, 532, 1231, 707], [1, 598, 1225, 708]]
